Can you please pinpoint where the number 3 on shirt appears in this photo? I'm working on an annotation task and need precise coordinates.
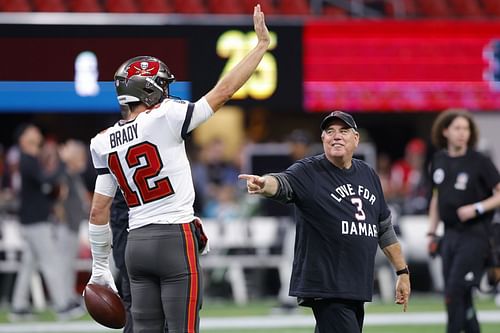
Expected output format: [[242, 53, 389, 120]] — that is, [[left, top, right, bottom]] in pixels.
[[351, 198, 366, 221], [108, 142, 174, 207]]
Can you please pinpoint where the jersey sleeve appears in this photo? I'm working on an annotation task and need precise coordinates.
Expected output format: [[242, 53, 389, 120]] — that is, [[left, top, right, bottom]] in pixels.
[[479, 153, 500, 189], [163, 97, 214, 141], [90, 137, 109, 175], [429, 153, 438, 187], [372, 167, 391, 221], [188, 97, 214, 132], [429, 151, 446, 189], [94, 174, 118, 197], [283, 160, 314, 203]]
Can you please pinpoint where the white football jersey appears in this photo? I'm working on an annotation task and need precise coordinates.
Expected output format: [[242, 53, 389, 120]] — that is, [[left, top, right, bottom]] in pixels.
[[90, 97, 213, 230]]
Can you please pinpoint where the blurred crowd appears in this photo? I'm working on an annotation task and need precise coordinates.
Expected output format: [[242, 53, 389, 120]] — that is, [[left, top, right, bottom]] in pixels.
[[3, 120, 495, 316], [0, 123, 434, 246], [378, 137, 431, 216], [1, 0, 499, 19]]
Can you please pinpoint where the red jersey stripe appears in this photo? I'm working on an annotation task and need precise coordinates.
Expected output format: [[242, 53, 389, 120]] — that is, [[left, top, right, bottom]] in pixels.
[[182, 223, 199, 332]]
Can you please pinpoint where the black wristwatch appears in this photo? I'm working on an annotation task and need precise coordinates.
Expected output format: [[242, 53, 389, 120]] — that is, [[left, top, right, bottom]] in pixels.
[[396, 266, 410, 276]]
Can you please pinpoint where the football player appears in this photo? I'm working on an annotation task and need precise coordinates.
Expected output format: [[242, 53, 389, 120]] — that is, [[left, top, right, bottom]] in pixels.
[[86, 5, 270, 332]]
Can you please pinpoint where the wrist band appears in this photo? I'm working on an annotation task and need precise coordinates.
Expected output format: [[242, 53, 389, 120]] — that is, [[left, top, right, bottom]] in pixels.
[[474, 202, 485, 215], [396, 266, 410, 276]]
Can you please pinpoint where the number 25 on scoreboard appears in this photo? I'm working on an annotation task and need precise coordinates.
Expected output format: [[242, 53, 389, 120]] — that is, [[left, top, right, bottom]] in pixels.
[[216, 30, 277, 100]]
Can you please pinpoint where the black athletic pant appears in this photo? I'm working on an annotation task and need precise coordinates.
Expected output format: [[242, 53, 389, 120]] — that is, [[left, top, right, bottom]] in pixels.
[[311, 298, 364, 333], [117, 266, 133, 333], [110, 193, 133, 333], [441, 228, 489, 333], [125, 223, 202, 333]]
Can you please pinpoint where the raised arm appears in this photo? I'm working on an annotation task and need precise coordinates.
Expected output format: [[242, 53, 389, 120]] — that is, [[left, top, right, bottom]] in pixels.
[[204, 4, 270, 112]]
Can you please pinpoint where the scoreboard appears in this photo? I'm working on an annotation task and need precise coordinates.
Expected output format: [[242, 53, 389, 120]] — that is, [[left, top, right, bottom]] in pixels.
[[0, 22, 302, 113], [1, 17, 500, 113]]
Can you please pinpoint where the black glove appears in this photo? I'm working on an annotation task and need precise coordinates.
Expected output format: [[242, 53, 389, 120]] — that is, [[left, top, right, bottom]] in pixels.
[[428, 235, 442, 258]]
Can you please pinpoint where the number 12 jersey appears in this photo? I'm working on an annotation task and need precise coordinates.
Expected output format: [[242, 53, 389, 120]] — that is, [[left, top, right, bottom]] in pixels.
[[90, 98, 213, 230]]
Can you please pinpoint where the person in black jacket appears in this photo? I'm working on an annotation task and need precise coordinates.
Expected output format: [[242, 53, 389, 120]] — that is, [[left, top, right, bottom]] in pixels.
[[10, 124, 84, 321], [427, 109, 500, 333], [239, 111, 410, 333]]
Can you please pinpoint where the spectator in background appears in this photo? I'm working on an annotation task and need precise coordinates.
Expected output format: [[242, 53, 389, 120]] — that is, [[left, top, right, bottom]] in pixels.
[[204, 138, 239, 192], [201, 137, 240, 221], [9, 124, 84, 321], [58, 139, 91, 305], [258, 129, 314, 218], [203, 183, 240, 221], [287, 129, 313, 162], [0, 144, 9, 212], [2, 146, 22, 214], [427, 109, 500, 333], [0, 144, 4, 188], [276, 129, 313, 312], [40, 138, 61, 181], [376, 152, 395, 200], [390, 137, 429, 214]]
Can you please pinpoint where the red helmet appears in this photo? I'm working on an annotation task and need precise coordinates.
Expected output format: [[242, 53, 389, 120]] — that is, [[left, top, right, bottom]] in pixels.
[[114, 56, 175, 107]]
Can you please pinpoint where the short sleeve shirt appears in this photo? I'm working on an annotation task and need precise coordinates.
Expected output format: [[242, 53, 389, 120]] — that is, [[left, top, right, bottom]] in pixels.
[[431, 149, 500, 228], [283, 155, 390, 301]]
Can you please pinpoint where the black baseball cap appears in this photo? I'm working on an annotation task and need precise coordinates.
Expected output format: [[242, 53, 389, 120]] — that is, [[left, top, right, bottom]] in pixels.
[[320, 111, 357, 131]]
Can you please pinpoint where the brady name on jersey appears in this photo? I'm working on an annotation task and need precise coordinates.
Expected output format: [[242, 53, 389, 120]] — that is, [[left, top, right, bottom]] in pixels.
[[109, 123, 138, 148], [90, 97, 213, 231]]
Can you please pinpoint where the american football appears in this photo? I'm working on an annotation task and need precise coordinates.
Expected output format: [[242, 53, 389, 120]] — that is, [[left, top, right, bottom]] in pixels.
[[83, 284, 126, 329]]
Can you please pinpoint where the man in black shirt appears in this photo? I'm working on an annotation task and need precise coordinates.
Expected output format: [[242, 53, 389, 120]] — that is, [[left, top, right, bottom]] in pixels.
[[10, 124, 84, 321], [428, 109, 500, 333], [239, 111, 410, 333]]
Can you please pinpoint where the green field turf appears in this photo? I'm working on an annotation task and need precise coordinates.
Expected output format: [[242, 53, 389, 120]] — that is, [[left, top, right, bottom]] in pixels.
[[201, 324, 500, 333], [0, 293, 493, 320], [201, 293, 499, 316], [0, 293, 498, 333]]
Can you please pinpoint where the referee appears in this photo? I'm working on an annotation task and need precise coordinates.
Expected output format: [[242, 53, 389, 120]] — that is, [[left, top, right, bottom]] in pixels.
[[239, 111, 410, 333], [428, 109, 500, 333]]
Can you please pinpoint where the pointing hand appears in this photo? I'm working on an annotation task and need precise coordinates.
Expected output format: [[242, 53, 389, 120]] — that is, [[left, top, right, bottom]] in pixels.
[[238, 174, 266, 194]]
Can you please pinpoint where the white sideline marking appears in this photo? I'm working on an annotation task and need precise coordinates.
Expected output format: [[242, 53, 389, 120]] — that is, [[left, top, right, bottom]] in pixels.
[[0, 311, 499, 332]]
